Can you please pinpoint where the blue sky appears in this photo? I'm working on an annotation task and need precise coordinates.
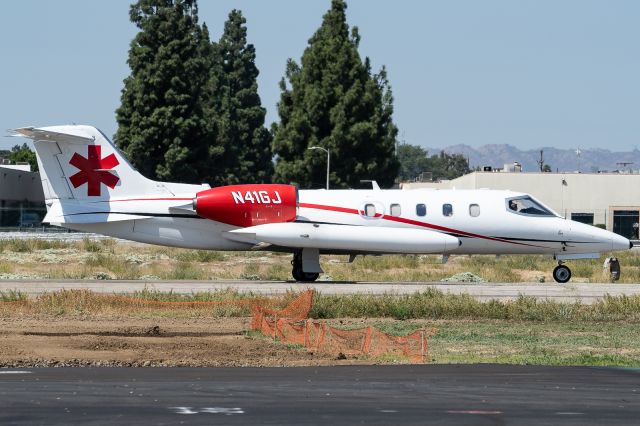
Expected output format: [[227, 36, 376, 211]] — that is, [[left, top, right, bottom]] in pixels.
[[1, 0, 638, 151]]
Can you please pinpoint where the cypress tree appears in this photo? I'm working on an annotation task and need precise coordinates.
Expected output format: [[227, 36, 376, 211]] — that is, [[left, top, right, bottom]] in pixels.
[[208, 10, 273, 185], [272, 0, 399, 188], [115, 0, 216, 184]]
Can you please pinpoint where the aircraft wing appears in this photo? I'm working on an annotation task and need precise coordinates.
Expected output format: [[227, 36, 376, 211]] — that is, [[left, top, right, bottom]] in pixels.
[[223, 222, 460, 254]]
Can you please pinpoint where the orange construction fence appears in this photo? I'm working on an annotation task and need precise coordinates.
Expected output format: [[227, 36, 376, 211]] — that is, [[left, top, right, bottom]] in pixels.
[[251, 290, 436, 363]]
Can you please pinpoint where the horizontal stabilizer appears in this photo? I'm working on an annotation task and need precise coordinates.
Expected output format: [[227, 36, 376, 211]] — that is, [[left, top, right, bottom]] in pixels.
[[11, 127, 94, 144]]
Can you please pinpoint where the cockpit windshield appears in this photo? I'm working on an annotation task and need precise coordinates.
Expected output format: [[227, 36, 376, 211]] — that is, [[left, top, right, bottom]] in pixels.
[[506, 196, 554, 216]]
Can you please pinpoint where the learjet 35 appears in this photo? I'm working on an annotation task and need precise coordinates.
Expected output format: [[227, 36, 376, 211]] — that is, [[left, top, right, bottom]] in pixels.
[[11, 125, 632, 283]]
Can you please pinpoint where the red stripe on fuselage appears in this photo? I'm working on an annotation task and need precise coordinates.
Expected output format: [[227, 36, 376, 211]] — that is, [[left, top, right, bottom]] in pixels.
[[298, 202, 543, 248], [299, 202, 359, 215]]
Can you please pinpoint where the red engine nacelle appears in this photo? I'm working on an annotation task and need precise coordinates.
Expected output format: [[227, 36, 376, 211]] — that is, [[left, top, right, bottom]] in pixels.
[[194, 184, 298, 227]]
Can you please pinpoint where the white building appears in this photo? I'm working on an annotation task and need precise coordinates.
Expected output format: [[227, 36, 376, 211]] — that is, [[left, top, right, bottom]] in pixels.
[[402, 170, 640, 239]]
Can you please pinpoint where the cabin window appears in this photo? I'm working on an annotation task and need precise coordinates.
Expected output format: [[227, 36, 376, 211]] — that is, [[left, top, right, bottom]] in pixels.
[[364, 203, 376, 217], [506, 196, 554, 216], [416, 204, 426, 217], [442, 203, 453, 217], [390, 204, 401, 217], [469, 204, 480, 217]]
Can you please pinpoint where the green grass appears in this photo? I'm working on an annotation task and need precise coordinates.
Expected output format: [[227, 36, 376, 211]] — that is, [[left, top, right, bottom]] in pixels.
[[159, 262, 207, 280], [427, 320, 640, 366], [82, 237, 103, 253], [175, 250, 225, 263], [311, 289, 640, 321], [0, 290, 26, 302], [0, 238, 71, 253], [328, 320, 424, 336], [0, 262, 14, 274], [329, 318, 640, 366], [130, 287, 255, 302]]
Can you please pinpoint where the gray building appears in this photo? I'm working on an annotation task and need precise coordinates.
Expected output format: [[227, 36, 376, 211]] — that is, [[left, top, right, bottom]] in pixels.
[[0, 165, 45, 227]]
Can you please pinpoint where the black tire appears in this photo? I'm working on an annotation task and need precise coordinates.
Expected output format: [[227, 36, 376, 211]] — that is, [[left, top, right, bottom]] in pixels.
[[291, 267, 319, 282], [291, 266, 304, 281], [301, 272, 319, 282], [290, 252, 320, 282], [553, 265, 571, 283]]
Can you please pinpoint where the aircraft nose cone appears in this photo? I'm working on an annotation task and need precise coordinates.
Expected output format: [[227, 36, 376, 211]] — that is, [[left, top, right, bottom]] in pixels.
[[611, 234, 632, 252]]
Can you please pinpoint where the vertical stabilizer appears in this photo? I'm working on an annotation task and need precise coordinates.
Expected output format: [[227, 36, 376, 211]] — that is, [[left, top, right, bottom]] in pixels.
[[11, 125, 172, 202]]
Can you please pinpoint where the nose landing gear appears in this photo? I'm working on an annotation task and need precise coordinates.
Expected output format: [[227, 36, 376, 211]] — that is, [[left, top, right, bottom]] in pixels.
[[552, 262, 572, 283]]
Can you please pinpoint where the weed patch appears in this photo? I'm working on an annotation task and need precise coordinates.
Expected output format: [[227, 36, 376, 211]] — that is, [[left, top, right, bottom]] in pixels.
[[311, 290, 640, 322]]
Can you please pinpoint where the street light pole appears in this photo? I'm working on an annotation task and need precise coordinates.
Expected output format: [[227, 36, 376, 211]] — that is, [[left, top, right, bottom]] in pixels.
[[308, 146, 330, 190]]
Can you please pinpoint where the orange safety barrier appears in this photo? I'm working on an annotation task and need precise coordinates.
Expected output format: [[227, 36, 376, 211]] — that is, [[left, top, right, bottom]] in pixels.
[[251, 290, 436, 363], [250, 289, 314, 329]]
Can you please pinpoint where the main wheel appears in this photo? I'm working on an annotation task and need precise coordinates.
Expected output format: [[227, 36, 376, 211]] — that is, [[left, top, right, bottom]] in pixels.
[[291, 252, 320, 282], [300, 272, 319, 282], [291, 265, 305, 281], [291, 266, 319, 282], [553, 265, 571, 283]]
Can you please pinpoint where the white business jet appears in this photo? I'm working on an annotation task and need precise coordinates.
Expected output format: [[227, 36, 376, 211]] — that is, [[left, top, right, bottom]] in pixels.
[[11, 125, 632, 283]]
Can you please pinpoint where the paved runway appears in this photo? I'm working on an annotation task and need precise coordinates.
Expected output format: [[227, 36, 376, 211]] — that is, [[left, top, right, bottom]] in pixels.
[[0, 365, 638, 425], [2, 279, 640, 303]]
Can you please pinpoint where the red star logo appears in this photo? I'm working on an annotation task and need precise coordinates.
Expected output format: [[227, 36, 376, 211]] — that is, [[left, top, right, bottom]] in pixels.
[[68, 146, 120, 196]]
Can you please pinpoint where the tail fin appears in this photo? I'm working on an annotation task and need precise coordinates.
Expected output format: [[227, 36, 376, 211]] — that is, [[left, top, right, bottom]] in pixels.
[[10, 125, 204, 202]]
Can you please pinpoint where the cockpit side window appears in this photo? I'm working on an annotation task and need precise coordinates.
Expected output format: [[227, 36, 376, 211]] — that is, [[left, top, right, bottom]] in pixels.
[[506, 196, 554, 216]]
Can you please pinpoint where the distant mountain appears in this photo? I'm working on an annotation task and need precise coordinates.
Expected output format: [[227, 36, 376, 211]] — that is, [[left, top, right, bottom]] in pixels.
[[425, 144, 640, 173]]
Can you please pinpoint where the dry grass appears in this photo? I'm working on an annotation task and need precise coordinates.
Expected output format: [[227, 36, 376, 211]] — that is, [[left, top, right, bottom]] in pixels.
[[0, 237, 639, 282], [0, 289, 282, 318], [3, 288, 640, 323]]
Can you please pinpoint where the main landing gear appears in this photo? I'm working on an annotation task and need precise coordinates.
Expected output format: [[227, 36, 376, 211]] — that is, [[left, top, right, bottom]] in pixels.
[[291, 251, 320, 282], [552, 262, 571, 284]]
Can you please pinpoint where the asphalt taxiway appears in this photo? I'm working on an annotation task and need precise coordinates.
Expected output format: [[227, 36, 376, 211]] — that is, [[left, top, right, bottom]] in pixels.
[[2, 280, 640, 303], [0, 365, 638, 425]]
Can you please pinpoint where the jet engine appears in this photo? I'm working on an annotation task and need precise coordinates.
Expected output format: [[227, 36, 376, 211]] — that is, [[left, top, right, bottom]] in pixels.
[[194, 184, 298, 227]]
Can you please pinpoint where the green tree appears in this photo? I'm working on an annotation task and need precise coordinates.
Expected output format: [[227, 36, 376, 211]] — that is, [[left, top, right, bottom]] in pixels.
[[431, 151, 471, 180], [542, 164, 552, 172], [397, 144, 430, 182], [115, 0, 216, 184], [8, 143, 38, 172], [208, 10, 273, 185], [397, 144, 470, 181], [272, 0, 399, 189]]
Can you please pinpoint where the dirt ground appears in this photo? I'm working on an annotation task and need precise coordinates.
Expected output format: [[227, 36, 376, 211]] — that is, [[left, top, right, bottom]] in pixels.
[[0, 317, 369, 368]]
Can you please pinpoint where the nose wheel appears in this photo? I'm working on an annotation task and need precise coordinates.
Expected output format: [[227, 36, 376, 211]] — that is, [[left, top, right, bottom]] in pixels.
[[553, 263, 572, 283]]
